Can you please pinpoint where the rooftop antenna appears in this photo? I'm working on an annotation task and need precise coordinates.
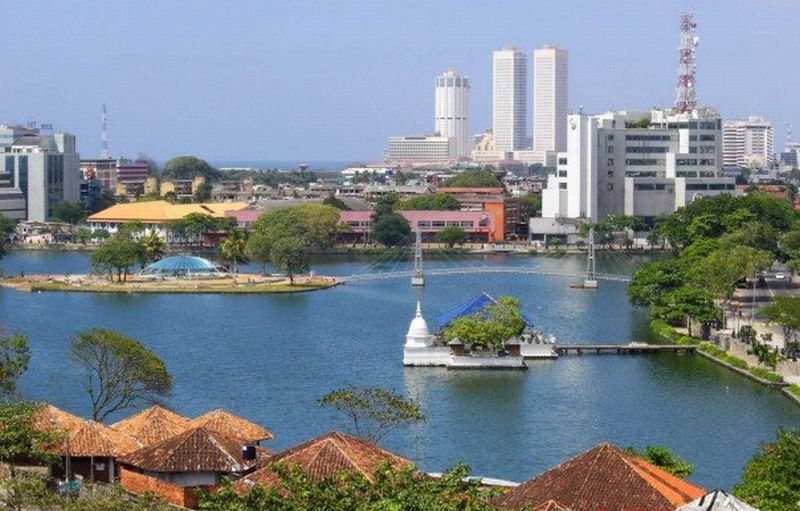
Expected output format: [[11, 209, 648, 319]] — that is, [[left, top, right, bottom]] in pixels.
[[100, 104, 109, 159], [674, 12, 698, 113]]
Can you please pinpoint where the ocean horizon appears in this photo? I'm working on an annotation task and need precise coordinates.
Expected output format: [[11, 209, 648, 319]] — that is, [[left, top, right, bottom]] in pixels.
[[208, 160, 367, 171]]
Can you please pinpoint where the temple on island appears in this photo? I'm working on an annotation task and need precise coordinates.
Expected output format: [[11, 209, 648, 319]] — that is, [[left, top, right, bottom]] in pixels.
[[403, 293, 557, 369]]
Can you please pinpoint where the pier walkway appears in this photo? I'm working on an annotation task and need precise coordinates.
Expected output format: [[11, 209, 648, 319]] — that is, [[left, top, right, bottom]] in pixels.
[[555, 344, 696, 355]]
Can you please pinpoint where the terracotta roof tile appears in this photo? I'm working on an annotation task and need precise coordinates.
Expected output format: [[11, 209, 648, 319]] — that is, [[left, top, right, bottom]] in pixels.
[[189, 409, 273, 442], [494, 443, 705, 511], [119, 426, 262, 473], [110, 405, 192, 447], [35, 405, 141, 458], [232, 431, 412, 494]]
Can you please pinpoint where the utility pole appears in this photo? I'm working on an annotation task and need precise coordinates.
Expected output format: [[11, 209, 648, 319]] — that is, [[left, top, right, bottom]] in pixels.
[[411, 229, 424, 287], [584, 227, 598, 289]]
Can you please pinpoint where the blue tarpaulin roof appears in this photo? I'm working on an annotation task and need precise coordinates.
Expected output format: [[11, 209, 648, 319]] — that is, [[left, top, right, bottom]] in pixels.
[[435, 292, 533, 329]]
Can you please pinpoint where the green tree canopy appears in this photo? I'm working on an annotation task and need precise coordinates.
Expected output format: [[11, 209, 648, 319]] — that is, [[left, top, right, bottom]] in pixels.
[[0, 401, 62, 468], [443, 296, 526, 350], [220, 228, 249, 273], [270, 236, 310, 285], [395, 193, 461, 211], [519, 194, 542, 221], [761, 297, 800, 354], [0, 213, 15, 260], [372, 212, 410, 247], [436, 226, 468, 247], [161, 156, 221, 181], [0, 333, 30, 400], [734, 429, 800, 511], [318, 386, 424, 443], [51, 201, 87, 225], [70, 328, 173, 421], [251, 204, 341, 250], [625, 445, 694, 478], [139, 230, 166, 264], [322, 194, 351, 210], [90, 236, 145, 282], [443, 168, 503, 188], [649, 286, 720, 331]]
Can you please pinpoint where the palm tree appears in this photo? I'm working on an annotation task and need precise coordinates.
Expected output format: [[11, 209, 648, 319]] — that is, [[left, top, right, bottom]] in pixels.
[[220, 228, 249, 274], [140, 231, 166, 264]]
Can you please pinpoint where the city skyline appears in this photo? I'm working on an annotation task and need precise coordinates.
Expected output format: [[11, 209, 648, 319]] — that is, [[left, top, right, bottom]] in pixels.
[[2, 0, 798, 161]]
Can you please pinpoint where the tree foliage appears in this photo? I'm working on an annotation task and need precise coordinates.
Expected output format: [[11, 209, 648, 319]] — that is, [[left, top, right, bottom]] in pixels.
[[322, 194, 351, 210], [436, 226, 468, 247], [139, 231, 166, 264], [0, 401, 62, 467], [1, 477, 173, 511], [318, 386, 424, 443], [0, 213, 16, 259], [270, 236, 309, 285], [734, 429, 800, 511], [51, 201, 87, 225], [70, 328, 173, 421], [443, 168, 503, 188], [161, 155, 221, 181], [761, 297, 800, 352], [625, 445, 694, 478], [90, 236, 144, 282], [0, 333, 30, 399], [395, 193, 461, 211], [519, 194, 542, 221], [198, 462, 500, 511], [443, 296, 526, 350], [251, 204, 341, 250]]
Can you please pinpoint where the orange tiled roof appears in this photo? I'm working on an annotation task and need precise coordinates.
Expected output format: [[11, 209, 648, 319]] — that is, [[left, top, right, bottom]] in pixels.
[[110, 405, 192, 447], [87, 201, 248, 223], [35, 404, 140, 457], [118, 426, 263, 473], [232, 431, 413, 494], [493, 443, 705, 511], [189, 409, 274, 443]]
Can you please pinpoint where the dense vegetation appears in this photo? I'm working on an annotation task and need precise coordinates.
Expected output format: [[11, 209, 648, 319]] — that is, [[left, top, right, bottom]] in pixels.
[[395, 193, 461, 211], [734, 429, 800, 511], [0, 213, 15, 260], [442, 296, 526, 350], [371, 193, 411, 247], [161, 156, 222, 181], [443, 168, 503, 188], [629, 193, 799, 337]]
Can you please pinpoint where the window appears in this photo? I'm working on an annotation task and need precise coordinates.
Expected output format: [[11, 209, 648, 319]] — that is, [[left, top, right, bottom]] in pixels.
[[625, 159, 661, 166], [608, 170, 614, 178], [677, 158, 698, 166], [446, 221, 459, 226], [700, 134, 715, 141], [559, 182, 567, 190], [460, 221, 474, 227], [625, 134, 671, 141], [626, 146, 669, 153], [607, 158, 614, 166], [558, 157, 568, 165], [608, 146, 614, 153], [417, 221, 431, 227], [432, 221, 445, 227], [607, 134, 614, 141], [558, 170, 567, 177], [607, 183, 614, 191]]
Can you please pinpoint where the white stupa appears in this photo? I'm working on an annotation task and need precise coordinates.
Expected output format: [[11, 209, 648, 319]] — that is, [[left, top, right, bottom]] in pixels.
[[405, 301, 433, 348]]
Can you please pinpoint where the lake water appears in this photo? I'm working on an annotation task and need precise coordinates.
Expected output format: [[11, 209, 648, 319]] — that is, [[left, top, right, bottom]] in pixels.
[[1, 250, 798, 489]]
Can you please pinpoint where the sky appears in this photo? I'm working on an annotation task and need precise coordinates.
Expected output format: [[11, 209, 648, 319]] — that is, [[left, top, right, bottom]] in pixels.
[[1, 0, 798, 162]]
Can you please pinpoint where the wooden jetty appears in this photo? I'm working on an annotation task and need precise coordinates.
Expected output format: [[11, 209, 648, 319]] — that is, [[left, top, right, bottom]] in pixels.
[[555, 344, 696, 355]]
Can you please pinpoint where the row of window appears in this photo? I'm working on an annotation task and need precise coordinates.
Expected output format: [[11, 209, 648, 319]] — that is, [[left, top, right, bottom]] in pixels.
[[625, 159, 663, 166], [634, 183, 672, 191], [624, 134, 672, 141], [686, 183, 736, 191], [676, 158, 716, 166], [689, 134, 716, 141], [626, 146, 669, 153]]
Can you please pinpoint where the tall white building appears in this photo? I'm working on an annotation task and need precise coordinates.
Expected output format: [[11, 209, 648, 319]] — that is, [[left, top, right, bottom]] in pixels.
[[533, 45, 568, 153], [722, 116, 775, 169], [385, 136, 455, 162], [0, 126, 80, 221], [540, 108, 734, 222], [434, 69, 470, 158], [492, 47, 527, 154]]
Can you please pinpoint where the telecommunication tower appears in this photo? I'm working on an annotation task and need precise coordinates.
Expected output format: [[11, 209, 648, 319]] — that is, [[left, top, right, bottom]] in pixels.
[[101, 104, 109, 159], [674, 13, 699, 114]]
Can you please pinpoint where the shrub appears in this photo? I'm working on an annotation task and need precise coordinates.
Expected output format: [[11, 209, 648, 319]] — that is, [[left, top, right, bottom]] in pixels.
[[789, 384, 800, 398], [748, 366, 784, 383]]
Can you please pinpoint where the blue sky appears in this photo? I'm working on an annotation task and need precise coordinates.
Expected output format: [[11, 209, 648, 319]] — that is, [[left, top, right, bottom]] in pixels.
[[1, 0, 797, 162]]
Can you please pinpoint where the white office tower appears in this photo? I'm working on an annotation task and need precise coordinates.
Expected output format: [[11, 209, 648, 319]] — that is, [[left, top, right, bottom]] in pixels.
[[493, 47, 527, 154], [0, 125, 80, 221], [540, 108, 734, 223], [722, 116, 775, 169], [435, 69, 470, 158], [533, 45, 568, 153]]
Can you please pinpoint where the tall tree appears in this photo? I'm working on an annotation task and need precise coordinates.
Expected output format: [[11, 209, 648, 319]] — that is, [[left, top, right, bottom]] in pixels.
[[436, 226, 468, 247], [444, 168, 503, 188], [319, 386, 424, 443], [734, 429, 800, 511], [90, 236, 144, 282], [245, 232, 272, 274], [51, 201, 87, 225], [220, 228, 249, 273], [70, 328, 173, 421], [0, 333, 30, 400], [270, 237, 309, 285], [0, 213, 15, 260], [161, 155, 221, 181], [372, 213, 410, 247]]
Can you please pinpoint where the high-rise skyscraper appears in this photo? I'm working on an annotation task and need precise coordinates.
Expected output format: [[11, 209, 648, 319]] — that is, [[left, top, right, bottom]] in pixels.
[[434, 69, 470, 158], [533, 45, 568, 153], [722, 116, 775, 169], [492, 47, 527, 154]]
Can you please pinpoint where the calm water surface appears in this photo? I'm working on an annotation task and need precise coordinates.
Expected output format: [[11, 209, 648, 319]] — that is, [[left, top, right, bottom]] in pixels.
[[1, 250, 798, 489]]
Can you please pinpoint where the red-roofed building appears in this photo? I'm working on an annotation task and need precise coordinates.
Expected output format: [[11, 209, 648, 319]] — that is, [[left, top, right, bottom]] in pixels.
[[493, 443, 705, 511]]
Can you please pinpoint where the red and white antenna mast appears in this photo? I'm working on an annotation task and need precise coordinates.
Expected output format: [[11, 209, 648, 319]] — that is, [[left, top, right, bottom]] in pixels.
[[674, 12, 698, 113]]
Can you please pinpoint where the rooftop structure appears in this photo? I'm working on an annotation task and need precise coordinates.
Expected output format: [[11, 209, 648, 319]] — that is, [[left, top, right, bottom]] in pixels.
[[232, 431, 413, 494], [88, 200, 247, 224], [677, 490, 761, 511], [337, 210, 497, 243], [139, 255, 227, 278], [110, 405, 192, 447], [494, 443, 705, 511], [435, 292, 533, 330], [189, 409, 274, 444]]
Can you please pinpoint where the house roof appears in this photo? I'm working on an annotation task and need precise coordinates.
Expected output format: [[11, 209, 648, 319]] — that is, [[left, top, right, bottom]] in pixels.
[[232, 431, 413, 494], [110, 405, 192, 447], [87, 201, 248, 223], [118, 426, 262, 473], [189, 409, 274, 442], [677, 490, 761, 511], [493, 443, 705, 511], [35, 405, 140, 457], [435, 292, 534, 330]]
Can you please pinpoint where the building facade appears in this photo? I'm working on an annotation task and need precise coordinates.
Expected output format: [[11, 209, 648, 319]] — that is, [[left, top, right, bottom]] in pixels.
[[80, 158, 117, 192], [385, 136, 455, 162], [435, 69, 470, 158], [493, 47, 527, 154], [541, 108, 735, 222], [722, 116, 775, 169], [533, 45, 568, 153], [0, 127, 80, 221], [339, 210, 497, 243]]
